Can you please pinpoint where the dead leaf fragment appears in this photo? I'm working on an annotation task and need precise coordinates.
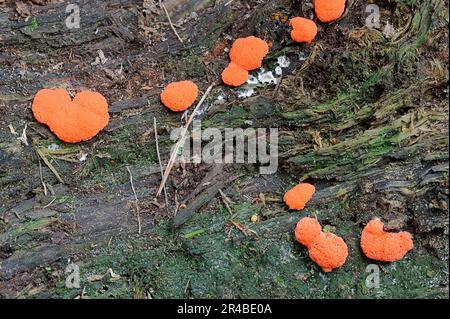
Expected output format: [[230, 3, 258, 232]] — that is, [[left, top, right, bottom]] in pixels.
[[16, 2, 31, 18], [86, 274, 104, 282]]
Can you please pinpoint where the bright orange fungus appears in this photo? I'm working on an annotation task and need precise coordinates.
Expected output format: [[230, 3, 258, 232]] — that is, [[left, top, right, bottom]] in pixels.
[[361, 219, 414, 262], [295, 216, 321, 246], [32, 88, 109, 143], [229, 36, 269, 71], [221, 62, 249, 87], [314, 0, 346, 23], [284, 183, 316, 210], [289, 17, 318, 43], [295, 217, 348, 272], [222, 36, 269, 87], [160, 81, 199, 112]]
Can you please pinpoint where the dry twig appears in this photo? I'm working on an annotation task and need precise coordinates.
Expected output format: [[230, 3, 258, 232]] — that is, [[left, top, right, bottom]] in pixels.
[[219, 189, 233, 214], [156, 84, 215, 197], [161, 3, 184, 44], [37, 154, 48, 196], [36, 148, 64, 183], [154, 117, 169, 206], [42, 197, 56, 209], [126, 166, 141, 234], [228, 220, 257, 237]]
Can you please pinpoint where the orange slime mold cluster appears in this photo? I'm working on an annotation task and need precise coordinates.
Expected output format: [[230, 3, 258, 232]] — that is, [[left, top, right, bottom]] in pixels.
[[222, 36, 269, 87], [284, 183, 316, 210], [32, 88, 109, 143], [289, 17, 318, 43], [160, 81, 199, 112], [361, 219, 414, 262], [221, 62, 249, 87], [295, 217, 348, 272], [314, 0, 346, 23]]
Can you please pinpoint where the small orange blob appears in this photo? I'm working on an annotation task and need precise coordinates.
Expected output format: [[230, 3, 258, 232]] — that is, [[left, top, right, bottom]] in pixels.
[[361, 219, 414, 262], [314, 0, 346, 23], [289, 17, 318, 43], [229, 36, 269, 71], [284, 183, 316, 210], [161, 81, 199, 112], [309, 232, 348, 272], [221, 62, 249, 87], [295, 217, 322, 246], [32, 88, 109, 143], [295, 217, 348, 272]]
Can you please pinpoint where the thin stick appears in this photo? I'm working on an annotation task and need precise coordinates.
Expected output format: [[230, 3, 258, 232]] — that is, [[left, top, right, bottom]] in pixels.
[[126, 166, 141, 234], [156, 84, 215, 197], [219, 189, 233, 204], [37, 154, 48, 196], [8, 124, 17, 135], [219, 189, 233, 215], [42, 197, 56, 209], [161, 3, 184, 44], [18, 123, 29, 146], [219, 190, 233, 215], [153, 117, 169, 206], [272, 75, 284, 99], [37, 148, 64, 184], [228, 220, 257, 237]]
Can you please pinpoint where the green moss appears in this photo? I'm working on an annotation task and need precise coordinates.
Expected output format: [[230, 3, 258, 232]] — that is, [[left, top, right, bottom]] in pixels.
[[204, 106, 250, 128], [49, 199, 448, 299], [0, 217, 56, 253], [26, 17, 39, 33]]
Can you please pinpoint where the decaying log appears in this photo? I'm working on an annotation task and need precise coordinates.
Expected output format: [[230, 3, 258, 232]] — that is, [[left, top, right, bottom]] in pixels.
[[0, 0, 448, 297]]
